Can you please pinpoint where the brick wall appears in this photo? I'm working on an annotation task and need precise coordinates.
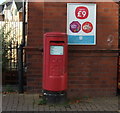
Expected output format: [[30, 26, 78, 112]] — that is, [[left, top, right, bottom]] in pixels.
[[19, 12, 22, 21], [0, 15, 4, 21], [26, 2, 119, 97], [25, 2, 44, 92], [68, 52, 118, 97]]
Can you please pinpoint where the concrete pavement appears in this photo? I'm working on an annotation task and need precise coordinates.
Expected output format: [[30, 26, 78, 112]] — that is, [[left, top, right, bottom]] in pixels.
[[2, 93, 119, 112]]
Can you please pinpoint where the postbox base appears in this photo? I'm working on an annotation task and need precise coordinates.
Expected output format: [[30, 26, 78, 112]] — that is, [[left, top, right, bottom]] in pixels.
[[42, 90, 67, 104], [117, 88, 120, 95]]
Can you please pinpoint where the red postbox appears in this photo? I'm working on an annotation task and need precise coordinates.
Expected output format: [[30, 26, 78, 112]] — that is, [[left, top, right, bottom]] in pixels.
[[43, 32, 68, 92]]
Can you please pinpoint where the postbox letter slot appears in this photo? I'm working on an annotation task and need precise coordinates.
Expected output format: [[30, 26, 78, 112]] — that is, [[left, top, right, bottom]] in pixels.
[[50, 41, 64, 43]]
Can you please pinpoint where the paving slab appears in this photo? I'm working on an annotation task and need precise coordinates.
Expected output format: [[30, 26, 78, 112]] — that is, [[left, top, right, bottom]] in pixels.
[[2, 94, 119, 112]]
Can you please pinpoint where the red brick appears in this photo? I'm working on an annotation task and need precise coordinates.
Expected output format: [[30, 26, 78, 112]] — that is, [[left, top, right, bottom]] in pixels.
[[26, 2, 119, 97]]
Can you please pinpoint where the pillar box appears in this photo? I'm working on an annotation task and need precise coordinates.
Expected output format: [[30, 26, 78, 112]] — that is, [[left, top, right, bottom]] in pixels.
[[42, 32, 68, 104]]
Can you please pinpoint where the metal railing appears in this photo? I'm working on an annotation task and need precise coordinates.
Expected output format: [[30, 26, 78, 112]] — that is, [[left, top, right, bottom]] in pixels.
[[0, 20, 23, 71]]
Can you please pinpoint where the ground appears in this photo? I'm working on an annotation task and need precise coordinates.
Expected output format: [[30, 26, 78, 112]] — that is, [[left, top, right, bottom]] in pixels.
[[2, 93, 119, 112]]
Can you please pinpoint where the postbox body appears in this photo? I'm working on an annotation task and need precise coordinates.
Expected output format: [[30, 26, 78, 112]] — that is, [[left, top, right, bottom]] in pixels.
[[43, 32, 68, 91]]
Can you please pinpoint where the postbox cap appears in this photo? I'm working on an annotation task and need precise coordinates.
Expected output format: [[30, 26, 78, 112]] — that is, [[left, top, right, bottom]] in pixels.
[[44, 32, 67, 37]]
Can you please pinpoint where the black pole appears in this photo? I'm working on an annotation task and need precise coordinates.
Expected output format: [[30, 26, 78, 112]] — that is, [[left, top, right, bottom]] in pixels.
[[18, 0, 26, 93], [18, 46, 24, 93], [22, 0, 26, 47]]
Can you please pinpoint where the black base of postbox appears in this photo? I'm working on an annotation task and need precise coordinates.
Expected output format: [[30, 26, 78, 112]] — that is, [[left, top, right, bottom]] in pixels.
[[117, 88, 120, 95], [42, 90, 67, 104]]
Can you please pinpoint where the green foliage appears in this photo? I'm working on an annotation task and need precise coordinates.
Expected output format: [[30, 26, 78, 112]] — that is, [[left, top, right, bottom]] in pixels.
[[58, 100, 70, 107], [38, 97, 47, 105], [5, 85, 15, 92], [0, 23, 16, 72]]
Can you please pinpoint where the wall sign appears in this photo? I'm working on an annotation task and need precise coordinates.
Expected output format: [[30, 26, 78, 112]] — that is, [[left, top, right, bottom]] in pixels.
[[67, 3, 96, 45]]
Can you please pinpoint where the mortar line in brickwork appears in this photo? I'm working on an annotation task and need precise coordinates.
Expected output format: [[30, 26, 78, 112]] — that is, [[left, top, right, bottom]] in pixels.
[[43, 2, 45, 35], [69, 50, 120, 53], [118, 2, 120, 49], [70, 56, 118, 57]]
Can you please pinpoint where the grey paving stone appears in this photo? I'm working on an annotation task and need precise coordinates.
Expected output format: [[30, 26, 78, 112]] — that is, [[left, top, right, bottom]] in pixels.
[[1, 94, 119, 112], [38, 106, 45, 111], [2, 94, 10, 111]]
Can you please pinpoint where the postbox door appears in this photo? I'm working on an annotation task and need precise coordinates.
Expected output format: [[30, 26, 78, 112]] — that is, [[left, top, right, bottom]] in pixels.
[[43, 32, 68, 91], [49, 42, 65, 77]]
